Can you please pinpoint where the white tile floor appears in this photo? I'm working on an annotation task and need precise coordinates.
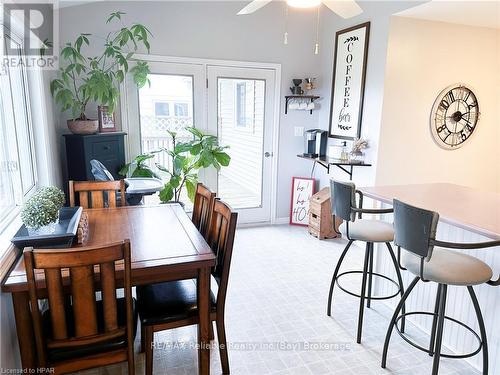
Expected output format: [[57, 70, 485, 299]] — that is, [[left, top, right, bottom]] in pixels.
[[78, 225, 480, 375]]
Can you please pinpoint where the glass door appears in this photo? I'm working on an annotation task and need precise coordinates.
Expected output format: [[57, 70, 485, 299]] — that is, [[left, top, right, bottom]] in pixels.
[[124, 61, 205, 205], [207, 66, 276, 223]]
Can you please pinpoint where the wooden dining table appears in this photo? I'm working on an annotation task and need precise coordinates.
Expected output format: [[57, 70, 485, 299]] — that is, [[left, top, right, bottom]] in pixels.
[[2, 204, 216, 375]]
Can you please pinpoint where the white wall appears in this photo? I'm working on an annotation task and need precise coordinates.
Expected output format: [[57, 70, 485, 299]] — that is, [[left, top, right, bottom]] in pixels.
[[315, 1, 420, 190], [376, 17, 500, 192]]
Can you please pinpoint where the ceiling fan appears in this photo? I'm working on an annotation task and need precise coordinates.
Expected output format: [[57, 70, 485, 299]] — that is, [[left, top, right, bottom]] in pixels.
[[237, 0, 363, 18]]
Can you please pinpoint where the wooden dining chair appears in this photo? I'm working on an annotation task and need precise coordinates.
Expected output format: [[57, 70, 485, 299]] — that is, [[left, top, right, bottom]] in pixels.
[[137, 199, 238, 375], [24, 240, 137, 374], [69, 180, 126, 208], [191, 183, 216, 239]]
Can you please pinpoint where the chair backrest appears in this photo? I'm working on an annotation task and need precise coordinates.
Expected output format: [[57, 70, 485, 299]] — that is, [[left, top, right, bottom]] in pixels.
[[393, 199, 439, 261], [23, 240, 134, 366], [192, 183, 216, 240], [330, 180, 356, 222], [205, 199, 238, 309], [69, 180, 126, 208], [90, 159, 115, 182]]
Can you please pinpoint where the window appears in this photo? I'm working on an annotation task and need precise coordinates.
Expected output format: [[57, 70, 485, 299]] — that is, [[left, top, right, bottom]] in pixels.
[[0, 32, 37, 233], [236, 82, 247, 127], [174, 102, 189, 117], [154, 101, 170, 117]]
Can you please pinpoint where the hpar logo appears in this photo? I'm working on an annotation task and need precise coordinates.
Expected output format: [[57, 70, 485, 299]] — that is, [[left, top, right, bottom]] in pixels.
[[1, 1, 58, 70]]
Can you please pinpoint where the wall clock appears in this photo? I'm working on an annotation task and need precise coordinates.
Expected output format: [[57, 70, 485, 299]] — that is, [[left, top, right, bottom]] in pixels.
[[430, 84, 480, 150]]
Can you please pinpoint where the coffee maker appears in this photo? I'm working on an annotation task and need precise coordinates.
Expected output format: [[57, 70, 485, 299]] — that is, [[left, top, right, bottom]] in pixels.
[[303, 129, 327, 158]]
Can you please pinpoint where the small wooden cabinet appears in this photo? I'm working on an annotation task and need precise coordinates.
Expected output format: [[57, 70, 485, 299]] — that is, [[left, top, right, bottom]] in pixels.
[[63, 132, 126, 181], [308, 187, 342, 240]]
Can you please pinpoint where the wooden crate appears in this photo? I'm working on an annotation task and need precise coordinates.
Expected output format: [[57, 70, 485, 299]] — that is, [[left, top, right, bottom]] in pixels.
[[308, 187, 342, 240]]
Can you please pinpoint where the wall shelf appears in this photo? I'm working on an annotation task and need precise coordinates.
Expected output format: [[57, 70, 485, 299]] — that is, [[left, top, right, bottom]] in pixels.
[[285, 95, 320, 115]]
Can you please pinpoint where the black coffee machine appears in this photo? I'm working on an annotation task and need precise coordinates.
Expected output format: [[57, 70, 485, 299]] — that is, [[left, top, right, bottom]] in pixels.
[[303, 129, 327, 158]]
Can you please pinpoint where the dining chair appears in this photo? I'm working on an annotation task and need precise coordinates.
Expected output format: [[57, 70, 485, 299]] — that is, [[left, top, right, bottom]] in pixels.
[[137, 199, 238, 375], [69, 180, 126, 208], [382, 199, 500, 375], [23, 240, 137, 374], [327, 180, 406, 343], [191, 183, 216, 240]]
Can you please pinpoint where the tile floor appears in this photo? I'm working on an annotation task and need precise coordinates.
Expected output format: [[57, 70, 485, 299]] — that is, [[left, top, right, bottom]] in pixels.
[[79, 225, 480, 375]]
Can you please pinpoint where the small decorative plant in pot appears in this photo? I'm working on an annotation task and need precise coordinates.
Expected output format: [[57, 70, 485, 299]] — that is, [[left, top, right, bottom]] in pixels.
[[350, 138, 369, 162], [21, 187, 65, 235], [50, 11, 152, 135], [120, 127, 231, 205]]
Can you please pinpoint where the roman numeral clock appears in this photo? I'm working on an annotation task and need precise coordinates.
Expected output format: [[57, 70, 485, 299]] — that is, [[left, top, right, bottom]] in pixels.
[[431, 84, 480, 149]]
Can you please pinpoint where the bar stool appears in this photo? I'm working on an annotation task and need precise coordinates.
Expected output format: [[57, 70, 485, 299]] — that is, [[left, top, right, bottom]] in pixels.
[[327, 180, 406, 343], [382, 199, 500, 375]]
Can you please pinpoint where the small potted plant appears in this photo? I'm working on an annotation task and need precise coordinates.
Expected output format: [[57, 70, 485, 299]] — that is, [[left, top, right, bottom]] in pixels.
[[21, 187, 65, 235], [350, 138, 369, 162], [50, 11, 152, 134]]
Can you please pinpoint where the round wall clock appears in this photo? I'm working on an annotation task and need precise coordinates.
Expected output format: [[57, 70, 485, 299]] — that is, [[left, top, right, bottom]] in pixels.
[[430, 84, 480, 150]]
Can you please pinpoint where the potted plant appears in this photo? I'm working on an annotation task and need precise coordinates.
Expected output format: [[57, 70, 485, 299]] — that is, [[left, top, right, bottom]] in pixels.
[[21, 187, 65, 235], [120, 127, 231, 204], [50, 11, 152, 134], [350, 138, 369, 162]]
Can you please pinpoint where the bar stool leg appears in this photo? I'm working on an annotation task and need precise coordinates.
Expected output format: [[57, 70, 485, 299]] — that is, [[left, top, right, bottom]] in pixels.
[[432, 284, 448, 375], [327, 240, 354, 316], [429, 284, 442, 357], [385, 243, 406, 333], [366, 243, 374, 309], [382, 276, 420, 369], [356, 243, 371, 343], [468, 286, 488, 375]]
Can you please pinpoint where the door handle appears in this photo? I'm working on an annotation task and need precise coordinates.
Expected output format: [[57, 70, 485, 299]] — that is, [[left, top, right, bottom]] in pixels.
[[264, 152, 273, 158]]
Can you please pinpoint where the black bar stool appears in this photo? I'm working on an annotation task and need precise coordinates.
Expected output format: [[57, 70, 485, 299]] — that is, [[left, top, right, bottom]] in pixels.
[[327, 180, 406, 343], [382, 199, 500, 375]]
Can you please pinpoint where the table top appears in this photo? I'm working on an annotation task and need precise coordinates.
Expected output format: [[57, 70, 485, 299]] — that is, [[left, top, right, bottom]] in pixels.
[[2, 204, 216, 292], [360, 183, 500, 239], [297, 154, 372, 166]]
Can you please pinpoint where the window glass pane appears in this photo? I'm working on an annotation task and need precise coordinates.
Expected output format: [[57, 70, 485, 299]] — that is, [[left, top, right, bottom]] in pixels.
[[174, 102, 188, 117], [154, 102, 169, 117], [217, 78, 265, 209], [138, 74, 194, 206]]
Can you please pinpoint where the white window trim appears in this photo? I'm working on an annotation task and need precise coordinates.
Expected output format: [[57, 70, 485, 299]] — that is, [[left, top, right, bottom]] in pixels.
[[0, 24, 59, 262]]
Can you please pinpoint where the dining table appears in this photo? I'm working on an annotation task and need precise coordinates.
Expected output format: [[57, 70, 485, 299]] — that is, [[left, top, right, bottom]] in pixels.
[[1, 204, 216, 375]]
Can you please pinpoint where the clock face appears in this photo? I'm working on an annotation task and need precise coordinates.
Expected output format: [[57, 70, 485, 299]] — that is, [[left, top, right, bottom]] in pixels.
[[430, 85, 480, 149]]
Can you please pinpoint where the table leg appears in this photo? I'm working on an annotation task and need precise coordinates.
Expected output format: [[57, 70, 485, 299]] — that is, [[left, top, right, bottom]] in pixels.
[[197, 267, 210, 375], [12, 292, 36, 369]]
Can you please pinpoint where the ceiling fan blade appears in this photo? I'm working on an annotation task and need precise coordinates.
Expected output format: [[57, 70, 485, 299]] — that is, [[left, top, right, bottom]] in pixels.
[[322, 0, 362, 18], [237, 0, 273, 15]]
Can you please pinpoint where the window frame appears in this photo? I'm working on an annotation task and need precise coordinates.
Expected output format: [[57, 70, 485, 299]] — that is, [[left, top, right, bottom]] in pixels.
[[0, 26, 38, 235]]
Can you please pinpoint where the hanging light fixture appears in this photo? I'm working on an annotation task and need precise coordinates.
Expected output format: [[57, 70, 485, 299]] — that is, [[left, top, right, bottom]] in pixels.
[[287, 0, 322, 9], [284, 4, 289, 45], [314, 6, 320, 55]]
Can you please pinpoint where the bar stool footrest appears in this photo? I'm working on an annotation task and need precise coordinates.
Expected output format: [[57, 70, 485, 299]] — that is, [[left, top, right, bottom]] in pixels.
[[335, 271, 401, 300], [395, 312, 483, 359]]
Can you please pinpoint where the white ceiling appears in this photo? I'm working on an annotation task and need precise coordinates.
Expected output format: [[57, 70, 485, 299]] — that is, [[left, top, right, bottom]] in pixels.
[[397, 0, 500, 29]]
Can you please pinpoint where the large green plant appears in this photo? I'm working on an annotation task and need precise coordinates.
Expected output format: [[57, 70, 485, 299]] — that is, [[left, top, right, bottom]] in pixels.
[[50, 11, 152, 120], [120, 127, 230, 203]]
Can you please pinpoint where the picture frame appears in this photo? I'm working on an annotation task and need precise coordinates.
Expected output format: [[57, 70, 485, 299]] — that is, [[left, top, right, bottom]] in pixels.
[[290, 177, 315, 226], [98, 105, 116, 133], [328, 22, 370, 140]]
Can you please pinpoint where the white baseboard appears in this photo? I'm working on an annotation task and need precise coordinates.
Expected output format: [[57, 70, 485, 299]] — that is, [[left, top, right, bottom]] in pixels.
[[272, 217, 290, 225]]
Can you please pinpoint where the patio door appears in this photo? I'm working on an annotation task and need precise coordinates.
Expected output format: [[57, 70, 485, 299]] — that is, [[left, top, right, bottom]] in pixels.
[[207, 66, 276, 223], [124, 60, 277, 223]]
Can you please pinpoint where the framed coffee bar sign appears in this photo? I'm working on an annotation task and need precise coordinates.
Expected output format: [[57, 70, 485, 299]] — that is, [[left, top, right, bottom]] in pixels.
[[329, 22, 370, 140]]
